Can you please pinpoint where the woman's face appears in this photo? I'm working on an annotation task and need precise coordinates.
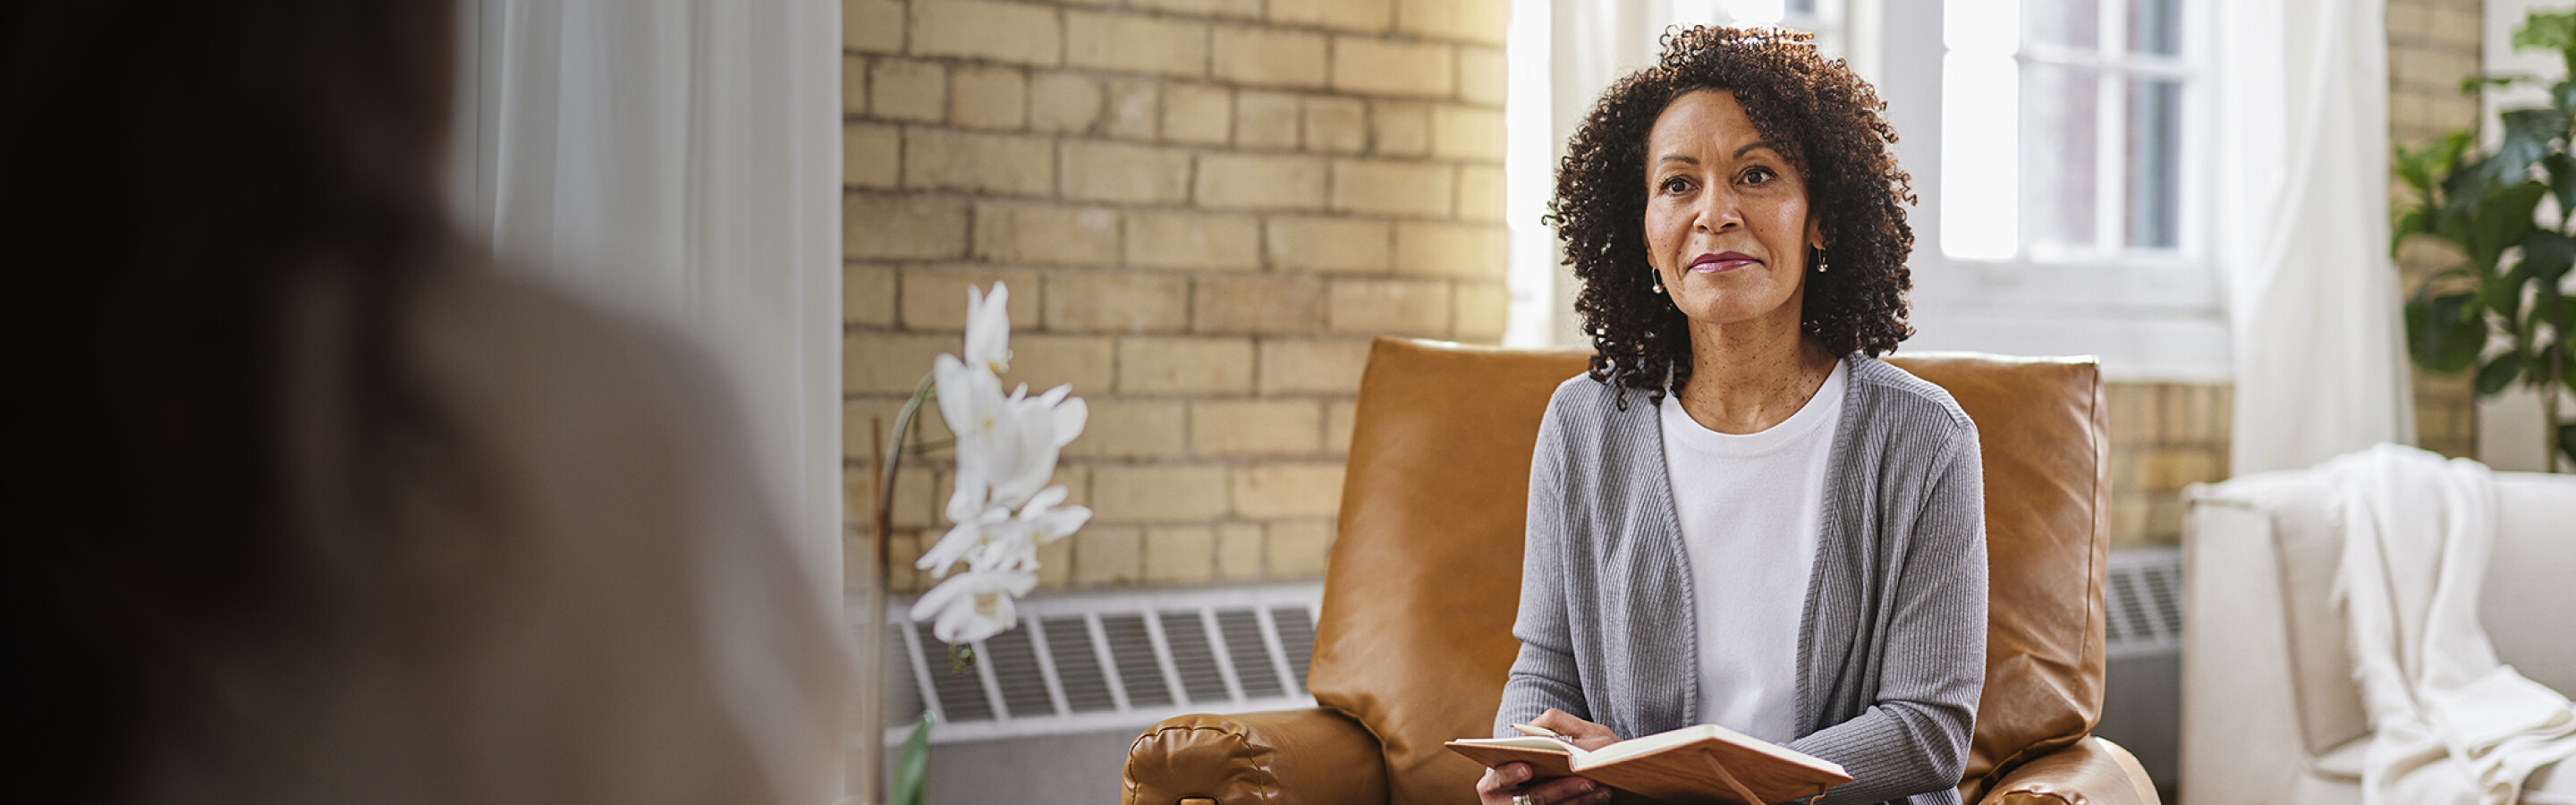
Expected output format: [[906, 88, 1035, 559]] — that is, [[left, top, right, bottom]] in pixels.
[[1642, 89, 1822, 333]]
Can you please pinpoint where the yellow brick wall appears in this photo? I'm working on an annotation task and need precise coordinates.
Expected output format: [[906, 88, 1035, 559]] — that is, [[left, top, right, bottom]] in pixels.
[[843, 0, 1509, 592]]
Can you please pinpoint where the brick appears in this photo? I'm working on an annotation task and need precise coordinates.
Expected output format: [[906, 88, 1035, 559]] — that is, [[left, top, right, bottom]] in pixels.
[[1195, 153, 1328, 210], [1061, 399, 1187, 458], [1062, 140, 1191, 203], [1106, 79, 1159, 140], [1066, 11, 1208, 79], [2391, 48, 2477, 93], [1394, 221, 1506, 278], [898, 267, 1043, 330], [1458, 46, 1506, 105], [1453, 280, 1507, 343], [1325, 399, 1358, 455], [1136, 0, 1262, 19], [1072, 525, 1144, 584], [1001, 334, 1117, 394], [1369, 100, 1429, 156], [847, 332, 954, 394], [2146, 497, 2183, 545], [847, 394, 952, 449], [2140, 447, 2223, 490], [974, 202, 1122, 266], [845, 194, 967, 259], [1116, 336, 1257, 394], [870, 58, 945, 123], [1457, 164, 1504, 222], [1257, 337, 1371, 394], [1127, 210, 1263, 270], [1431, 103, 1504, 160], [1304, 97, 1368, 153], [952, 65, 1029, 130], [1332, 37, 1454, 97], [847, 0, 904, 54], [1194, 275, 1326, 334], [1162, 84, 1233, 146], [1191, 400, 1323, 455], [1216, 522, 1266, 580], [1269, 0, 1392, 32], [1327, 277, 1451, 335], [853, 463, 940, 530], [1267, 216, 1391, 272], [1030, 72, 1106, 134], [911, 0, 1063, 66], [842, 54, 869, 115], [902, 130, 1054, 196], [1396, 0, 1506, 46], [1232, 462, 1344, 518], [1045, 272, 1191, 333], [845, 123, 901, 189], [1332, 158, 1453, 217], [1266, 521, 1334, 576], [1091, 465, 1231, 522], [2428, 7, 2479, 48], [845, 265, 896, 326], [2108, 495, 2150, 548], [1143, 525, 1216, 583], [1236, 91, 1303, 150], [1035, 536, 1074, 589], [1213, 27, 1329, 89]]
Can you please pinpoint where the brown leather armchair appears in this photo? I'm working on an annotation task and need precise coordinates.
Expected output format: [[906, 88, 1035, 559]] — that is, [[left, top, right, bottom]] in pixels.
[[1121, 338, 2158, 805]]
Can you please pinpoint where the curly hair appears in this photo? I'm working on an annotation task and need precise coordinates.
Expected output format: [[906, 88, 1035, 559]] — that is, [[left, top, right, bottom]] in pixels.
[[1552, 25, 1915, 405]]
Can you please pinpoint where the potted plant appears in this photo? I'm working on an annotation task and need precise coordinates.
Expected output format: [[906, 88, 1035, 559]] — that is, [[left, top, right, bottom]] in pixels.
[[2392, 9, 2576, 471]]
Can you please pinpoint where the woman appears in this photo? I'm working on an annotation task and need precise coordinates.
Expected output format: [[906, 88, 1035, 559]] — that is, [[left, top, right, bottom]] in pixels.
[[1476, 27, 1986, 805], [0, 2, 843, 803]]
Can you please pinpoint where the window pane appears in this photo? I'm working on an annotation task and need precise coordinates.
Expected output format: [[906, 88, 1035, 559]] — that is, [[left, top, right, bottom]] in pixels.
[[2024, 0, 2097, 49], [2127, 78, 2181, 250], [1784, 0, 1815, 15], [2023, 63, 2098, 250], [2128, 0, 2180, 55]]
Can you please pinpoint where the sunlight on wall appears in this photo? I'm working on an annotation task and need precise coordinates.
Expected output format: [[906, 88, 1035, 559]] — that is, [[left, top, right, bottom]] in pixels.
[[1939, 0, 2019, 260]]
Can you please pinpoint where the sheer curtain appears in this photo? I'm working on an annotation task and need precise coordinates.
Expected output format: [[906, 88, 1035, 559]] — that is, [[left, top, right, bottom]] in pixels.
[[444, 4, 848, 794], [2215, 0, 2413, 476]]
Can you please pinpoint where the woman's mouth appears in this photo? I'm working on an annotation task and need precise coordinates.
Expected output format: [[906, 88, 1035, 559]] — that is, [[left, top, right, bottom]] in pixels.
[[1689, 251, 1759, 273]]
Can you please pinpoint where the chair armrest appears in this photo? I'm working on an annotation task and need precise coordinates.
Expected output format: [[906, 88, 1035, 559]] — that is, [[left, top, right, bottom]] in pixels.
[[1975, 736, 2161, 805], [1122, 708, 1390, 805]]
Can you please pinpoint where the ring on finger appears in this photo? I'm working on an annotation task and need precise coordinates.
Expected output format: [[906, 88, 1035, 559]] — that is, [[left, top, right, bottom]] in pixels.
[[1513, 796, 1537, 805]]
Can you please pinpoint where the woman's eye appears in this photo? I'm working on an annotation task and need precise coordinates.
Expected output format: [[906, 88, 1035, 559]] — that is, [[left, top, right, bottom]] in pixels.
[[1741, 166, 1775, 185], [1659, 176, 1692, 194]]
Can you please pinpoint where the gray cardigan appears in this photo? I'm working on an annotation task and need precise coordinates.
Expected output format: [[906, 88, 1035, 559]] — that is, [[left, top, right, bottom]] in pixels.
[[1494, 355, 1988, 805]]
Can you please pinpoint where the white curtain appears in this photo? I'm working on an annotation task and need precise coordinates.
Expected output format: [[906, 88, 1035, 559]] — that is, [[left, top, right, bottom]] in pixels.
[[445, 0, 842, 586], [2216, 0, 2415, 476]]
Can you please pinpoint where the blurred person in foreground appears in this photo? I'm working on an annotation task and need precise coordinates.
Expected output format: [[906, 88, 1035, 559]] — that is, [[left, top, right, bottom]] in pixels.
[[0, 3, 847, 803]]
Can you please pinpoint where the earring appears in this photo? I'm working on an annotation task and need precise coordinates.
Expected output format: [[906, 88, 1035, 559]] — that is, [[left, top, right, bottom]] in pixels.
[[1812, 249, 1827, 273], [1650, 268, 1665, 294]]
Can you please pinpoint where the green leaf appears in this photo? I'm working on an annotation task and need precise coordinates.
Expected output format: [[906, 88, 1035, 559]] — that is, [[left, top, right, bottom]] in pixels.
[[2489, 260, 2531, 325], [2547, 152, 2576, 220], [2472, 182, 2550, 274], [2394, 210, 2428, 255], [893, 715, 934, 805], [2487, 110, 2567, 186], [2529, 230, 2576, 286], [2466, 74, 2530, 95], [2408, 291, 2489, 374], [2513, 11, 2576, 55], [2477, 352, 2527, 394]]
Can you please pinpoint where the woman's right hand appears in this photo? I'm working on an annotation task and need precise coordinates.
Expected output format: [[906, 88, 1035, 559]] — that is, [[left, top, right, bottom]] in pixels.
[[1475, 762, 1611, 805]]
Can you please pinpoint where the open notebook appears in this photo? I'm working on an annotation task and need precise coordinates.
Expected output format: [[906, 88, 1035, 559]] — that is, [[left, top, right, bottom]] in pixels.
[[1447, 724, 1852, 805]]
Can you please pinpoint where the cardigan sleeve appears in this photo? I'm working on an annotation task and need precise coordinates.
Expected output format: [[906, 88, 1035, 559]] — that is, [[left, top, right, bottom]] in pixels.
[[1784, 420, 1989, 805], [1492, 391, 1592, 738]]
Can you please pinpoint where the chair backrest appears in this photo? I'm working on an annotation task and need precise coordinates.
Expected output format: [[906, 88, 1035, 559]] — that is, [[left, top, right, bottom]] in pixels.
[[1304, 338, 2109, 805]]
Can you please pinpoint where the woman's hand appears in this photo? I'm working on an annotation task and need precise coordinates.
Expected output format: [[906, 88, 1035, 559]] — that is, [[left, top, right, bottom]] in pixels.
[[1529, 708, 1621, 752], [1476, 763, 1609, 805], [1475, 710, 1623, 805]]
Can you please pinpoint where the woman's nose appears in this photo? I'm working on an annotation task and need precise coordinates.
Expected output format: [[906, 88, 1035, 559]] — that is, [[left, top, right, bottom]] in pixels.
[[1692, 189, 1741, 233]]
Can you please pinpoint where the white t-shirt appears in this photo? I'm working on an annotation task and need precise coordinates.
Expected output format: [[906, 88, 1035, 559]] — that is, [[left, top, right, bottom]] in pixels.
[[1657, 359, 1846, 744]]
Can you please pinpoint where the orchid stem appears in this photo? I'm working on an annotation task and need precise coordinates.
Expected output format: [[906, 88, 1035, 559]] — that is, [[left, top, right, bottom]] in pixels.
[[875, 373, 938, 524]]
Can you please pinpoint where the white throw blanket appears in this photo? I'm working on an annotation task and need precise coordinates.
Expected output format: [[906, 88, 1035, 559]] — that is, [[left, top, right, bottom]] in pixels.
[[2330, 445, 2576, 805]]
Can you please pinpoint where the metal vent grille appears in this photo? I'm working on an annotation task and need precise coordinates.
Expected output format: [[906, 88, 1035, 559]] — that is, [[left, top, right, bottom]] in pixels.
[[2104, 547, 2183, 657], [872, 582, 1324, 743]]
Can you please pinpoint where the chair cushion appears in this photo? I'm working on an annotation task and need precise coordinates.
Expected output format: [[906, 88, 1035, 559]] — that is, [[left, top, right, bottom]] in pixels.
[[1883, 354, 2109, 798]]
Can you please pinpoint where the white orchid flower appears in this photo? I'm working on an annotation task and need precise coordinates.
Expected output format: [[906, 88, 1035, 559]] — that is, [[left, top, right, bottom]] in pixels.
[[932, 352, 1006, 501], [919, 500, 1009, 580], [909, 566, 1038, 645], [984, 384, 1088, 510], [963, 283, 1013, 376]]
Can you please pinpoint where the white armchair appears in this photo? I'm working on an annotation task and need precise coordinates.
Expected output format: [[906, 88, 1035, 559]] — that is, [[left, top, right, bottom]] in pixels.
[[2179, 467, 2576, 804]]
